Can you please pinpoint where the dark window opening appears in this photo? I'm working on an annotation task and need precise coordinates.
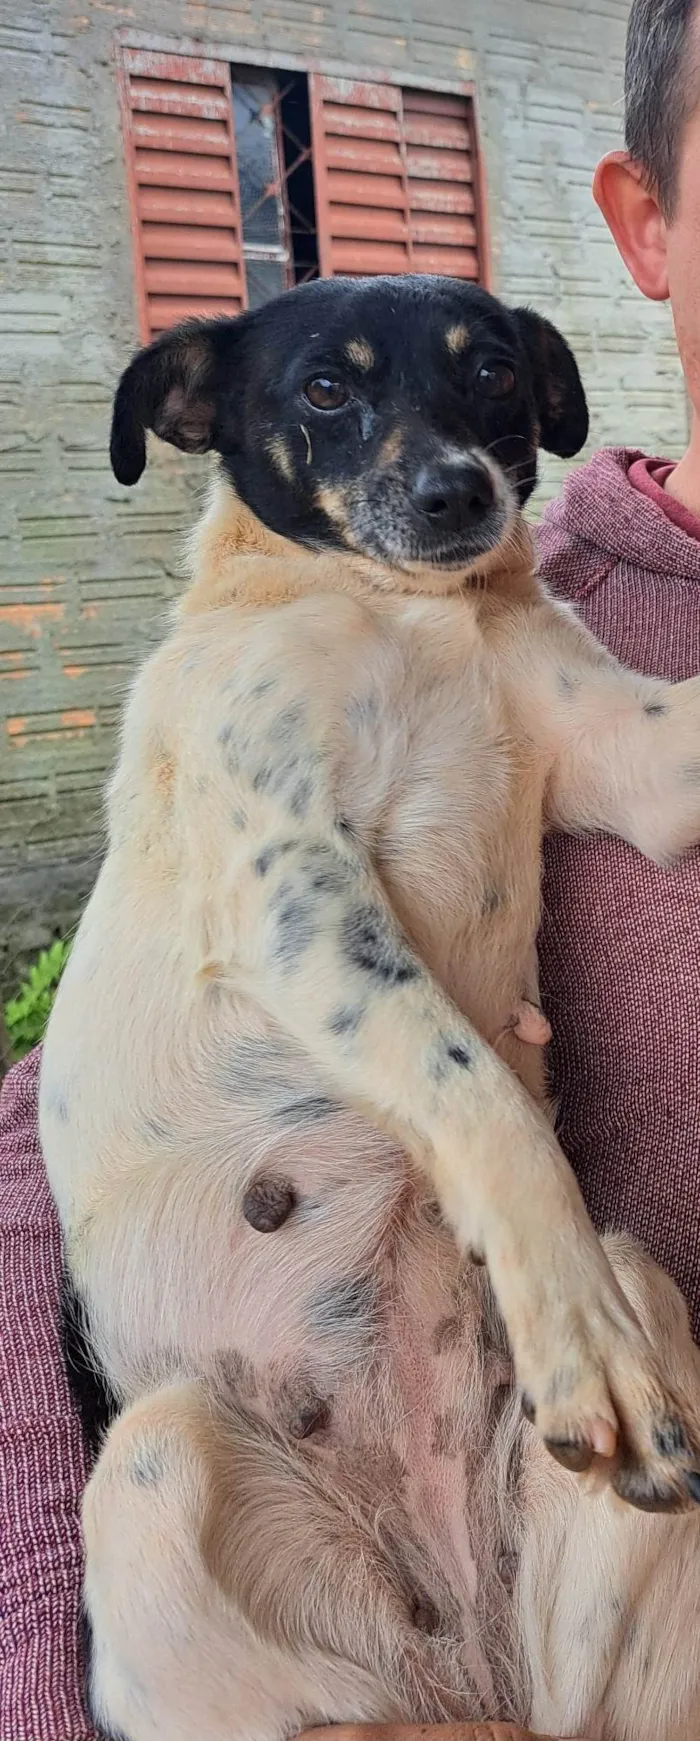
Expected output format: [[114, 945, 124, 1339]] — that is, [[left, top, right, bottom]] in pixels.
[[231, 66, 318, 309]]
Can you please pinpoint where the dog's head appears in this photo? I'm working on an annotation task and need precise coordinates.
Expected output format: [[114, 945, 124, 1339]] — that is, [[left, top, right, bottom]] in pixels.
[[110, 276, 588, 578]]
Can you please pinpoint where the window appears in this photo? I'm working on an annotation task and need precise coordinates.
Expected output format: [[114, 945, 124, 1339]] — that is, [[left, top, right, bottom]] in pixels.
[[116, 47, 487, 343]]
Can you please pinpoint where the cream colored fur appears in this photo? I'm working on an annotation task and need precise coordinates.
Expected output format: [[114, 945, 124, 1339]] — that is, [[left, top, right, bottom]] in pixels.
[[41, 474, 700, 1741]]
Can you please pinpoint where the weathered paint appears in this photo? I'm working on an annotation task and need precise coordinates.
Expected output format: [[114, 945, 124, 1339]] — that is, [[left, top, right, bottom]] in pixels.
[[117, 48, 248, 340], [309, 76, 484, 279], [0, 0, 687, 989]]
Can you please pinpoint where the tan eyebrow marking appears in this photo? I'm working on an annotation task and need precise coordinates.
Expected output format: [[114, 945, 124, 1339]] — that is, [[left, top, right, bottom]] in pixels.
[[316, 483, 349, 527], [378, 429, 403, 467], [445, 323, 470, 355], [344, 337, 375, 370]]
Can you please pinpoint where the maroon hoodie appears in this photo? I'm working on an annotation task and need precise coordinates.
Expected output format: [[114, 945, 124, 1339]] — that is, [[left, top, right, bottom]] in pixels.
[[538, 447, 700, 1339]]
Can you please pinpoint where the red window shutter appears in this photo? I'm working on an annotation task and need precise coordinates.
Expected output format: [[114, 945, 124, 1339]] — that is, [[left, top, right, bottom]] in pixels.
[[116, 47, 247, 341], [309, 74, 484, 284]]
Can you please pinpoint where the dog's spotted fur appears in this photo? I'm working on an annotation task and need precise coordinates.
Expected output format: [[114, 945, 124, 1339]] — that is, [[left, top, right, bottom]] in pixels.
[[41, 276, 700, 1741]]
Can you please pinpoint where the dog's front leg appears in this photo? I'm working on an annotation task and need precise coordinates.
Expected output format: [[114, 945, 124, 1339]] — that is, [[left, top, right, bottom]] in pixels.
[[229, 820, 700, 1508], [498, 594, 700, 863]]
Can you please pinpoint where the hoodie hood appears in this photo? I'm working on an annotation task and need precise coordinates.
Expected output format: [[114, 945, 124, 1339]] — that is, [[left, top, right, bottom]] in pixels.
[[552, 447, 700, 585]]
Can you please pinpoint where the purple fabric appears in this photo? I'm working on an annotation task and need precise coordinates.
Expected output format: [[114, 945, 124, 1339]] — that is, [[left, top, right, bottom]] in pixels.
[[0, 1048, 95, 1741]]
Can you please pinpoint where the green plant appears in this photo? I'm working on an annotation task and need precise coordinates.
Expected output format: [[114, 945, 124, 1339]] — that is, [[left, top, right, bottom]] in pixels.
[[4, 939, 71, 1061]]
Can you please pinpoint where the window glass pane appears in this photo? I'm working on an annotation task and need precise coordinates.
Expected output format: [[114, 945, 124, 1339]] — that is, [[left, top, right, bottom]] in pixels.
[[233, 78, 286, 249]]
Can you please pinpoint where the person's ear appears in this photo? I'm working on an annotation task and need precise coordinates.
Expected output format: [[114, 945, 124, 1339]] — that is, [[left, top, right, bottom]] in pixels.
[[511, 309, 589, 458], [593, 150, 670, 302], [109, 317, 245, 486]]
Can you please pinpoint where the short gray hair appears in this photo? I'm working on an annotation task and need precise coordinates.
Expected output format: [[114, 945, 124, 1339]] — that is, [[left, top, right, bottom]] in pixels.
[[625, 0, 699, 215]]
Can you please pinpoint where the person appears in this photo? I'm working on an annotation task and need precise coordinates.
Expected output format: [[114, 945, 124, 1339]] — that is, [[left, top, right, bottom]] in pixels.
[[2, 0, 700, 1733], [538, 0, 700, 1342]]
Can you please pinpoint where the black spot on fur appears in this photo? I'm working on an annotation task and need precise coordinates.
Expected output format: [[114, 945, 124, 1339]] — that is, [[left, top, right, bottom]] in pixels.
[[289, 774, 314, 818], [131, 1443, 166, 1487], [644, 700, 667, 717], [301, 844, 351, 895], [328, 1003, 365, 1036], [255, 846, 276, 877], [422, 1196, 445, 1229], [652, 1417, 689, 1459], [243, 1177, 297, 1232], [310, 1274, 376, 1337], [254, 839, 298, 878], [544, 1364, 576, 1404], [342, 903, 419, 985], [60, 1274, 119, 1461], [276, 1095, 341, 1123], [269, 879, 317, 966], [433, 1315, 462, 1353], [411, 1594, 443, 1636], [46, 1086, 70, 1123], [556, 668, 578, 697], [271, 701, 307, 741], [431, 1409, 461, 1457], [289, 1395, 332, 1439], [429, 1035, 473, 1083]]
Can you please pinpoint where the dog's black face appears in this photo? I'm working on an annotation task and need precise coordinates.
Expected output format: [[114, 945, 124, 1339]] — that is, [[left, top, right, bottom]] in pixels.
[[110, 275, 588, 573]]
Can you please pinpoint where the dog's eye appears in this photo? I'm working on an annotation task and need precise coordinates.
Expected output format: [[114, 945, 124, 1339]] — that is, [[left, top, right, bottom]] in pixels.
[[303, 376, 349, 412], [475, 362, 516, 400]]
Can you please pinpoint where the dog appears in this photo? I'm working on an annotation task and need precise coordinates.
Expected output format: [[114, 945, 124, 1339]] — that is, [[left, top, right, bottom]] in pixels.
[[41, 274, 700, 1741]]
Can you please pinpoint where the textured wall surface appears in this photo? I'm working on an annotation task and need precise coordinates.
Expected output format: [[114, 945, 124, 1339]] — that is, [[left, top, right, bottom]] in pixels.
[[0, 0, 687, 988]]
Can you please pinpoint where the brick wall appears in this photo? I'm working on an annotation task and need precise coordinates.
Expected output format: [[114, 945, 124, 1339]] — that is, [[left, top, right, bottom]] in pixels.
[[0, 0, 687, 988]]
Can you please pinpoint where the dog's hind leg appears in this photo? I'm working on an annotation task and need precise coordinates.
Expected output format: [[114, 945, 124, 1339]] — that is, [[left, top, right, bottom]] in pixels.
[[83, 1380, 475, 1741]]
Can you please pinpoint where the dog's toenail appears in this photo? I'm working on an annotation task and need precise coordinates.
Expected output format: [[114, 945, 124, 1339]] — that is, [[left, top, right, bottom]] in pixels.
[[614, 1467, 682, 1513], [544, 1437, 594, 1473], [686, 1471, 700, 1503], [521, 1393, 536, 1423]]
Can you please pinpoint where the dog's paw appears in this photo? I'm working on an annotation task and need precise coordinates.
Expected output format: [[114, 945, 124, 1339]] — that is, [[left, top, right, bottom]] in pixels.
[[635, 674, 700, 861], [518, 1280, 700, 1513]]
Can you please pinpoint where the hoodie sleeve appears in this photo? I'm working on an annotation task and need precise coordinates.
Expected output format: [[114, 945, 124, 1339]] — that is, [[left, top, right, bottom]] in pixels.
[[535, 488, 608, 605]]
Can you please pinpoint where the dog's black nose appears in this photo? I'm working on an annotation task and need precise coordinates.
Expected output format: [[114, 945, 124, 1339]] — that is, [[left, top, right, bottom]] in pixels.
[[409, 459, 495, 526]]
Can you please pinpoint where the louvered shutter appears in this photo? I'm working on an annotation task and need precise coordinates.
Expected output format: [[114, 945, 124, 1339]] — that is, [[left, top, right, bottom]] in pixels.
[[309, 75, 484, 283], [116, 48, 247, 341]]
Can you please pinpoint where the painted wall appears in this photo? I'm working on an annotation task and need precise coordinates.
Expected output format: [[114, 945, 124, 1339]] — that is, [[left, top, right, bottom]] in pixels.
[[0, 0, 686, 988]]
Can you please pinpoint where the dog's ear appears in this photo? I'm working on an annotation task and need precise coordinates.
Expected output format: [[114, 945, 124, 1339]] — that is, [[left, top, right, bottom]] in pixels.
[[511, 308, 589, 459], [110, 318, 244, 486]]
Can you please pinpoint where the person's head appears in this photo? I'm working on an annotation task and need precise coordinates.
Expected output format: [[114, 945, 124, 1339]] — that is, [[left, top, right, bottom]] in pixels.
[[595, 0, 700, 405]]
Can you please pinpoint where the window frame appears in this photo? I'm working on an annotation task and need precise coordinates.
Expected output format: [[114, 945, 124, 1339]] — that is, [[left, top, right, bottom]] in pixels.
[[114, 27, 492, 337]]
